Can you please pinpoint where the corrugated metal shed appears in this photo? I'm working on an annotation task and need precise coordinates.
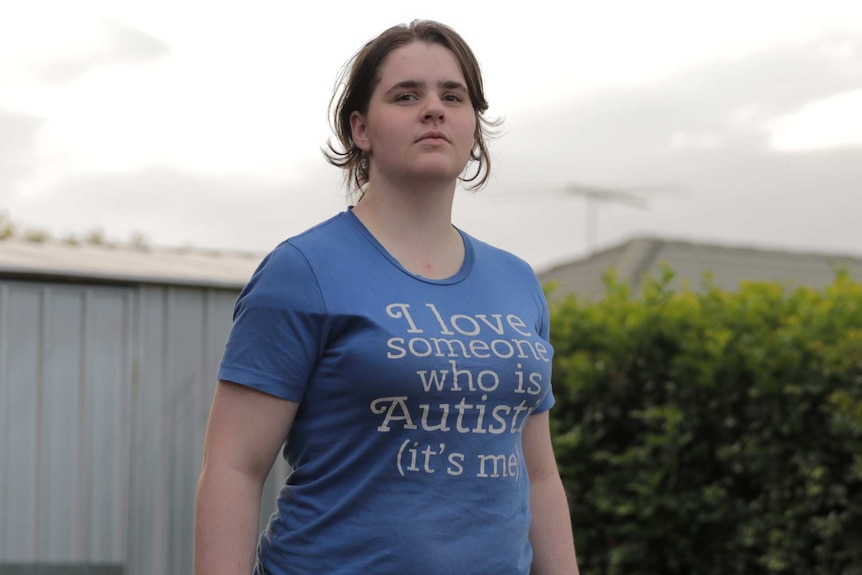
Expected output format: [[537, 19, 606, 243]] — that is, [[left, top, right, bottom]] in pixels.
[[0, 238, 260, 287], [540, 237, 862, 300], [0, 240, 289, 575]]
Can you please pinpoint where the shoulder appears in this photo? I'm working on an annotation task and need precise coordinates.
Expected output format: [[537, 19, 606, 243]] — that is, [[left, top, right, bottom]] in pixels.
[[463, 231, 540, 283], [284, 211, 357, 256], [238, 213, 356, 312], [249, 212, 354, 284]]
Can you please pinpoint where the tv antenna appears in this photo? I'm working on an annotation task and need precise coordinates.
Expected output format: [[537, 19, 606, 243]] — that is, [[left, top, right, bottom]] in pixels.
[[485, 182, 685, 255]]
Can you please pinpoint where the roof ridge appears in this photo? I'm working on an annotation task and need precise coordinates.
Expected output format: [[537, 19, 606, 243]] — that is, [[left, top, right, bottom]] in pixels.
[[0, 236, 263, 259], [618, 238, 664, 285]]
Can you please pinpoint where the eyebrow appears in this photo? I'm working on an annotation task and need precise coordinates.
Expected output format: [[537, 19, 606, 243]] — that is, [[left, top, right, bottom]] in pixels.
[[384, 80, 468, 95]]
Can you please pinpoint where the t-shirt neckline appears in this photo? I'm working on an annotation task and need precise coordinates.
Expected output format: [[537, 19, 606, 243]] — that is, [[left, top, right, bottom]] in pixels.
[[345, 208, 473, 286]]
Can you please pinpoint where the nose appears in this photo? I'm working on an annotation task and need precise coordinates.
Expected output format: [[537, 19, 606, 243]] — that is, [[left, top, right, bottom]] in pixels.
[[423, 97, 445, 122]]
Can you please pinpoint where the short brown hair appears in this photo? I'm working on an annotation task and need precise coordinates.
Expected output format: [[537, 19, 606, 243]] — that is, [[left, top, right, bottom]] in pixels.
[[324, 20, 498, 195]]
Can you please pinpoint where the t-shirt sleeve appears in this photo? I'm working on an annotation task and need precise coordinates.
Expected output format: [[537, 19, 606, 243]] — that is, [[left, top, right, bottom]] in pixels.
[[533, 279, 556, 414], [217, 242, 328, 403]]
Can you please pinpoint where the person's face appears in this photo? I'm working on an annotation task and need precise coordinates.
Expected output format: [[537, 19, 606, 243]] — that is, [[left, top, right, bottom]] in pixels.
[[350, 41, 477, 188]]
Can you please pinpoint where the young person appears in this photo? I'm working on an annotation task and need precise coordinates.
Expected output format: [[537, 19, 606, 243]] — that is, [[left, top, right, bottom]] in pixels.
[[194, 19, 580, 575]]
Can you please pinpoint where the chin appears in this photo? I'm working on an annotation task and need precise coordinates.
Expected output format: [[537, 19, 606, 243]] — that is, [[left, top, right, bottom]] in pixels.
[[411, 161, 469, 182], [411, 170, 464, 185]]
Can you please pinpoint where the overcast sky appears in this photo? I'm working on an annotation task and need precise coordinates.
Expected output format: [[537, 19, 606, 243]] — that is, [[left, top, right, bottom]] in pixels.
[[1, 0, 861, 270]]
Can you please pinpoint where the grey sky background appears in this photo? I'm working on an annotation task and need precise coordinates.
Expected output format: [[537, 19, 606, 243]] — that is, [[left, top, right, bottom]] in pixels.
[[1, 1, 861, 270]]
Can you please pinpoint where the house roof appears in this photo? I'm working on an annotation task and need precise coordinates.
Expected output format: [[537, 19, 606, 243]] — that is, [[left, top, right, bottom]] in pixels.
[[538, 237, 862, 300], [0, 238, 262, 289]]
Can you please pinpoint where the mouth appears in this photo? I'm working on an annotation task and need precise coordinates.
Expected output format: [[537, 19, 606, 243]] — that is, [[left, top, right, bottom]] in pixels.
[[417, 131, 449, 143]]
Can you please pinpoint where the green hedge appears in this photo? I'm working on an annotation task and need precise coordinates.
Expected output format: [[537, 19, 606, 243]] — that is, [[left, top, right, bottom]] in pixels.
[[548, 269, 862, 575]]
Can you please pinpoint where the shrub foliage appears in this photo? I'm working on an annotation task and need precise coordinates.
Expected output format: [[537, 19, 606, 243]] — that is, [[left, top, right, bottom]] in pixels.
[[549, 269, 862, 575]]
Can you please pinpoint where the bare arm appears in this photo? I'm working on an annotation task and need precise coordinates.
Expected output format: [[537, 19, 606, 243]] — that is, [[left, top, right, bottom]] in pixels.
[[194, 380, 299, 575], [523, 410, 580, 575]]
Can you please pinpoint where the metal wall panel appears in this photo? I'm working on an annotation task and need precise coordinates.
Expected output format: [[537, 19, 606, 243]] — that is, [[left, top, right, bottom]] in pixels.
[[166, 287, 207, 575], [1, 279, 290, 574], [0, 283, 133, 563], [40, 288, 85, 561], [124, 284, 241, 575], [0, 565, 123, 574], [86, 289, 133, 563], [125, 286, 169, 575], [1, 285, 42, 560]]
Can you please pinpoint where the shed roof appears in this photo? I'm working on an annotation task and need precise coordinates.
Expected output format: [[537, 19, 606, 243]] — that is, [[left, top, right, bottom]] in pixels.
[[0, 238, 262, 288], [539, 237, 862, 300]]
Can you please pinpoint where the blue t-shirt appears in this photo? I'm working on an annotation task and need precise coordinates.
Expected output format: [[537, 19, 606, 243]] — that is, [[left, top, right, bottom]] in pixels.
[[218, 210, 555, 575]]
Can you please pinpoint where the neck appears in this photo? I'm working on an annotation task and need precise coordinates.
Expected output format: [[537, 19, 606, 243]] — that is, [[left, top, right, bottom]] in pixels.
[[351, 175, 464, 279]]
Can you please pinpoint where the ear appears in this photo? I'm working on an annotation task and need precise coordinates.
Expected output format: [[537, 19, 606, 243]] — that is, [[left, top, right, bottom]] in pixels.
[[350, 111, 371, 152]]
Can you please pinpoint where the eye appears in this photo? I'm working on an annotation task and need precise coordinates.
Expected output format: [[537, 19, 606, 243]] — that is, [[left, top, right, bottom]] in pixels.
[[443, 93, 463, 103], [394, 93, 418, 102]]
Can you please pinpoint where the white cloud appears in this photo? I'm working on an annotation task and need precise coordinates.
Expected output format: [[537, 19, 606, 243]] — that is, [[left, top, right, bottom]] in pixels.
[[669, 131, 726, 150], [770, 88, 862, 151]]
